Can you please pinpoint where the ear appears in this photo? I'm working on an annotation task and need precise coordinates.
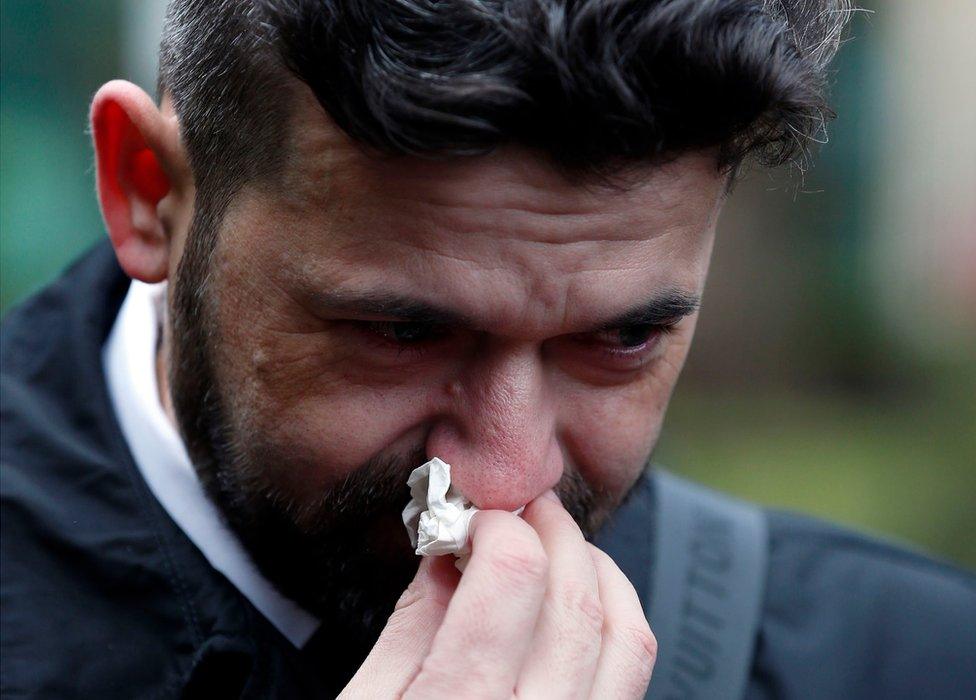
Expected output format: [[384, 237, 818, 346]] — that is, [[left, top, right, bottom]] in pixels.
[[90, 80, 187, 283]]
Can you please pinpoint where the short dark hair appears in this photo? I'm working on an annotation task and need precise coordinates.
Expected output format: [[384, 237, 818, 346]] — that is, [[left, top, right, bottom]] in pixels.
[[159, 0, 852, 200]]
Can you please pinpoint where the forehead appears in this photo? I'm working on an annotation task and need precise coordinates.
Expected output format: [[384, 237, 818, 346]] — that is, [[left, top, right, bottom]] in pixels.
[[277, 86, 726, 215], [241, 94, 727, 335]]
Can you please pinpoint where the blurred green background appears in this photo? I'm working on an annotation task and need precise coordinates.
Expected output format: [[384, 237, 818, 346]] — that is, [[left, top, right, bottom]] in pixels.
[[2, 1, 973, 567]]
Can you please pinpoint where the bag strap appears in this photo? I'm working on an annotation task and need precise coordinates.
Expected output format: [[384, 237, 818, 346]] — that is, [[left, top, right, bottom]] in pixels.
[[645, 470, 768, 700]]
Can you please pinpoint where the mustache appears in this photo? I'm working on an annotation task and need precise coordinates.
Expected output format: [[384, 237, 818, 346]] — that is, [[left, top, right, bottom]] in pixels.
[[260, 442, 605, 539], [292, 446, 430, 534]]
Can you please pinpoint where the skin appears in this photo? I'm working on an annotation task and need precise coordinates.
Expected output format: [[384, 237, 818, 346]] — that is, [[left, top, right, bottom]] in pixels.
[[91, 79, 728, 697]]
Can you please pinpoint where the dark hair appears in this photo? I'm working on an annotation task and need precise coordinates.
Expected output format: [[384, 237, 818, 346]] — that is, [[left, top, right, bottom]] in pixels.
[[159, 0, 852, 198]]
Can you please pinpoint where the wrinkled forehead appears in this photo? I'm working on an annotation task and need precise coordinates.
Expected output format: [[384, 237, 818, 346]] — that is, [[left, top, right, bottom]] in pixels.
[[243, 97, 727, 335]]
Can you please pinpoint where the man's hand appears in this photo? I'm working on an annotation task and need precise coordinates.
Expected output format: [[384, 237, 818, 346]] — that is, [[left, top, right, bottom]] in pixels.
[[340, 491, 657, 698]]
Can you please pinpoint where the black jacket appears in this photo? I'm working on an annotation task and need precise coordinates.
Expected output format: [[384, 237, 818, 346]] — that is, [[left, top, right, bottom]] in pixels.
[[3, 244, 975, 699]]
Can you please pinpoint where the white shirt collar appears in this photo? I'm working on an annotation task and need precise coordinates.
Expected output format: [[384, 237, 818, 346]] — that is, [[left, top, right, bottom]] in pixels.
[[103, 280, 321, 648]]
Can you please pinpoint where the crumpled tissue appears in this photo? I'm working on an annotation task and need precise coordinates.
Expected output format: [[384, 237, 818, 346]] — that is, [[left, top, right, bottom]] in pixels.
[[402, 457, 527, 569], [402, 457, 478, 558]]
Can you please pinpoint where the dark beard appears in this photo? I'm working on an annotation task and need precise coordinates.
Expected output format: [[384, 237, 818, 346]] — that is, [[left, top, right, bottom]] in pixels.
[[167, 218, 624, 682], [168, 224, 422, 655]]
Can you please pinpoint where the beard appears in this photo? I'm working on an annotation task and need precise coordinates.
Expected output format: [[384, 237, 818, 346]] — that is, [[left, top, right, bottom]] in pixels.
[[167, 218, 626, 676]]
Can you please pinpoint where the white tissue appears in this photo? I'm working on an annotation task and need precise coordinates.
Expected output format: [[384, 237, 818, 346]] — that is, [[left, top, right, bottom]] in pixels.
[[402, 457, 478, 557]]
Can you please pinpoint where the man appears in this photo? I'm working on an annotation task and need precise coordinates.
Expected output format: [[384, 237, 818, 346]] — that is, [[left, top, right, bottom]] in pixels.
[[1, 0, 973, 698]]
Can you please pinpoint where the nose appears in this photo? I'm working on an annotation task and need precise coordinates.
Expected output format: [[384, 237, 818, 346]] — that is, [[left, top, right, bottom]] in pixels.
[[425, 343, 563, 511]]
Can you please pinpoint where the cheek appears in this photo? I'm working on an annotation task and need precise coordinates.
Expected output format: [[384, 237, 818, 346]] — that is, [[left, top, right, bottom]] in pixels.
[[221, 339, 438, 491], [558, 334, 692, 495], [210, 303, 438, 494], [243, 388, 430, 493]]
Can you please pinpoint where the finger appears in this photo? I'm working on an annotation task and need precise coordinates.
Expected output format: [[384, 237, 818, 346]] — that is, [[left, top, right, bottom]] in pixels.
[[404, 510, 548, 699], [587, 544, 657, 699], [339, 555, 460, 699], [515, 491, 603, 699]]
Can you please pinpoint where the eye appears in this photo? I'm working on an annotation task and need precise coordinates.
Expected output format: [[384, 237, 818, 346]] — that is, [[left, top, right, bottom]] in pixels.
[[362, 321, 449, 346], [559, 321, 679, 376], [594, 324, 658, 348]]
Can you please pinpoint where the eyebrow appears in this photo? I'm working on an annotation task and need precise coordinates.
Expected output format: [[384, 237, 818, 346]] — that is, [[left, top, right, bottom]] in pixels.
[[594, 289, 701, 331], [305, 290, 472, 326], [305, 287, 699, 331]]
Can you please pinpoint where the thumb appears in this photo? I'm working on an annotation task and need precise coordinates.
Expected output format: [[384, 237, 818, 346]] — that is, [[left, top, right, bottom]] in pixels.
[[339, 555, 461, 699]]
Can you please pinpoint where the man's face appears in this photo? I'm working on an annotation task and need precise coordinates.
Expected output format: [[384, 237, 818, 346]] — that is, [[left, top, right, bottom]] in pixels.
[[167, 94, 726, 640]]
